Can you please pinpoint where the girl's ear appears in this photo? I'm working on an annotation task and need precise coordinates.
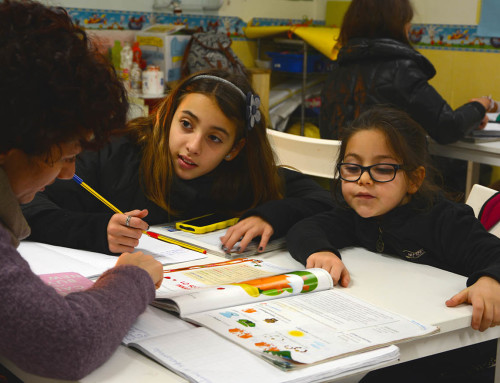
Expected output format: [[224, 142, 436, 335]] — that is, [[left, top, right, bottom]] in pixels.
[[225, 138, 246, 161], [408, 166, 425, 194]]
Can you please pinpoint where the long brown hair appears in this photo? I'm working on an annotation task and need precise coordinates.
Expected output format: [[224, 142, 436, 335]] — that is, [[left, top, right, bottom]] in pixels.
[[126, 69, 283, 215], [337, 0, 414, 47]]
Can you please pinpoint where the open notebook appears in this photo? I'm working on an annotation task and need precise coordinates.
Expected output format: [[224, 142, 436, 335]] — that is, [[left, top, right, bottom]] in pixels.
[[122, 306, 400, 383], [18, 235, 206, 279]]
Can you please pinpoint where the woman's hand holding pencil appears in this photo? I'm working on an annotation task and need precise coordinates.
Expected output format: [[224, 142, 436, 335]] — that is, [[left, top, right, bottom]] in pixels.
[[108, 209, 150, 253], [72, 174, 207, 255]]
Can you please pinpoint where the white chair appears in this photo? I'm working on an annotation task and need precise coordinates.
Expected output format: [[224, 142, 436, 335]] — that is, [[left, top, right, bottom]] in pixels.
[[465, 183, 500, 237], [266, 129, 341, 179], [466, 184, 497, 217]]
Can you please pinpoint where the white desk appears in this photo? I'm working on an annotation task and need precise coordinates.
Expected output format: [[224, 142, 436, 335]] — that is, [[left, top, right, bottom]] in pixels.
[[428, 139, 500, 197], [3, 247, 500, 383]]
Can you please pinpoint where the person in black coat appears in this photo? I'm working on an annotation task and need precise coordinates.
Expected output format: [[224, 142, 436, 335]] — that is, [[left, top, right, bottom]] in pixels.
[[22, 70, 334, 255], [319, 0, 493, 144]]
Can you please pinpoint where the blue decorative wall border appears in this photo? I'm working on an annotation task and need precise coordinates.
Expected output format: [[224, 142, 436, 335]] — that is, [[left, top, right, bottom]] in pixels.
[[66, 8, 500, 53], [67, 8, 154, 30], [247, 17, 325, 27], [410, 24, 500, 53], [66, 8, 247, 38]]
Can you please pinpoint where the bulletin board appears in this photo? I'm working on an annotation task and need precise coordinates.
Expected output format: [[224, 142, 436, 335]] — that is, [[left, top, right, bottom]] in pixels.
[[477, 0, 500, 37]]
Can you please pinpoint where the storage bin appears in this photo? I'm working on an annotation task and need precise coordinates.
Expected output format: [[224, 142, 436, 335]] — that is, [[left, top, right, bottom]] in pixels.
[[266, 52, 327, 73]]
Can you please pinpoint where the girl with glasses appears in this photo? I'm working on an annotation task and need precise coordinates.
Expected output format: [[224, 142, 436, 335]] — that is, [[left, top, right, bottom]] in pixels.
[[287, 106, 500, 333]]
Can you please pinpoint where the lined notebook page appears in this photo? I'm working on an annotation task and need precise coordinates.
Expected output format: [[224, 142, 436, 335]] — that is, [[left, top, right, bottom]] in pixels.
[[131, 326, 399, 383]]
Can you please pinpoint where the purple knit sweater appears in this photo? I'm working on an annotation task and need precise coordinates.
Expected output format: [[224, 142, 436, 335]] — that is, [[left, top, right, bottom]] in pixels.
[[0, 227, 155, 380], [0, 171, 155, 380]]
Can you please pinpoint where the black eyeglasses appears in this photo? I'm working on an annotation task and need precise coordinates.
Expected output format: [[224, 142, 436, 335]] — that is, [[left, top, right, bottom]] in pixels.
[[337, 162, 404, 183]]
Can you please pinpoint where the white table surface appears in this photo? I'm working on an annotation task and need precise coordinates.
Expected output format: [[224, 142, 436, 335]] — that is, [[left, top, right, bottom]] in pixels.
[[3, 247, 500, 383], [429, 139, 500, 168], [428, 139, 500, 197]]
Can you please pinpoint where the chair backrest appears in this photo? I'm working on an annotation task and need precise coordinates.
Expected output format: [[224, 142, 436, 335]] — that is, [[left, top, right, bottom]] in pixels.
[[266, 128, 341, 179], [465, 184, 500, 237], [465, 184, 497, 217]]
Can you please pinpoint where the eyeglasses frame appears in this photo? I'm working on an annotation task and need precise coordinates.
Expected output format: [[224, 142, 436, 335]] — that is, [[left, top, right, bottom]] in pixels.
[[336, 162, 405, 183]]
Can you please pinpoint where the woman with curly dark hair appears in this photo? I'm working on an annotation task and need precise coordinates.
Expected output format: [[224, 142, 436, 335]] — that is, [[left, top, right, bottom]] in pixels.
[[0, 1, 162, 380]]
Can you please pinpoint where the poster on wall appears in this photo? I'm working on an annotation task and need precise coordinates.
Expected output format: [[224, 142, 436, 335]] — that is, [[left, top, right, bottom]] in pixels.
[[477, 0, 500, 37]]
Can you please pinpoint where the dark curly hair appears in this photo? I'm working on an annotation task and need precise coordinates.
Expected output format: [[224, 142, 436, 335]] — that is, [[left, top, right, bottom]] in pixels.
[[0, 0, 129, 157]]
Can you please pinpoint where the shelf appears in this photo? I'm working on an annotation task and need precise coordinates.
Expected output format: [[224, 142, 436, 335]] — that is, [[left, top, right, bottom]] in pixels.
[[257, 37, 325, 135]]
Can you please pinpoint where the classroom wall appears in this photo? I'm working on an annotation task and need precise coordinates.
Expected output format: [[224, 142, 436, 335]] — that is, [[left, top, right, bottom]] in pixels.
[[412, 0, 480, 24], [40, 0, 482, 25], [412, 0, 499, 108], [41, 0, 155, 12], [218, 0, 328, 22], [419, 49, 500, 109], [41, 0, 498, 107], [42, 0, 328, 21]]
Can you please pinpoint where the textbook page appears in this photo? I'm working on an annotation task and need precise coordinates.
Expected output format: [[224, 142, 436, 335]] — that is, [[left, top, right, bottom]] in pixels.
[[127, 326, 400, 383], [149, 223, 286, 257], [186, 289, 438, 367], [19, 241, 107, 277], [19, 237, 206, 278], [157, 258, 295, 298], [154, 267, 333, 317], [135, 234, 207, 264]]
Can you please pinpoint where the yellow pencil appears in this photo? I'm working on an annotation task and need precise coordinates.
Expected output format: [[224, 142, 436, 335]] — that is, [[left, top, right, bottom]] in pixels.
[[72, 174, 207, 254]]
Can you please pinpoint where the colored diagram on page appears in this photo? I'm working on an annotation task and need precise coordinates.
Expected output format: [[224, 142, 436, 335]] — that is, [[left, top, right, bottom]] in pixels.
[[186, 288, 438, 367], [157, 258, 295, 298], [154, 268, 333, 318]]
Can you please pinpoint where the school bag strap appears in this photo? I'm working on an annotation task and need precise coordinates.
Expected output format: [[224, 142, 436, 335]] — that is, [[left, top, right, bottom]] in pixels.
[[180, 36, 195, 78]]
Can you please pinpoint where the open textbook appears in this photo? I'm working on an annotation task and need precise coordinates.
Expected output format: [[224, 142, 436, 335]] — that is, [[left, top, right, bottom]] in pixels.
[[149, 222, 286, 258], [150, 258, 438, 369], [18, 236, 206, 279], [122, 307, 400, 383]]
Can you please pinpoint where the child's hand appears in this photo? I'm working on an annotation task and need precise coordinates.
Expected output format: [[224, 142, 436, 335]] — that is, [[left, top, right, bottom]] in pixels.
[[220, 216, 273, 254], [307, 252, 350, 287], [446, 276, 500, 331], [107, 209, 149, 253]]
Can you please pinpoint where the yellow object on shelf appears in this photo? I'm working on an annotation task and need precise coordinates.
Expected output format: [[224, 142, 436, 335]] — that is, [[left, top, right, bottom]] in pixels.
[[286, 122, 321, 138], [243, 25, 340, 61]]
